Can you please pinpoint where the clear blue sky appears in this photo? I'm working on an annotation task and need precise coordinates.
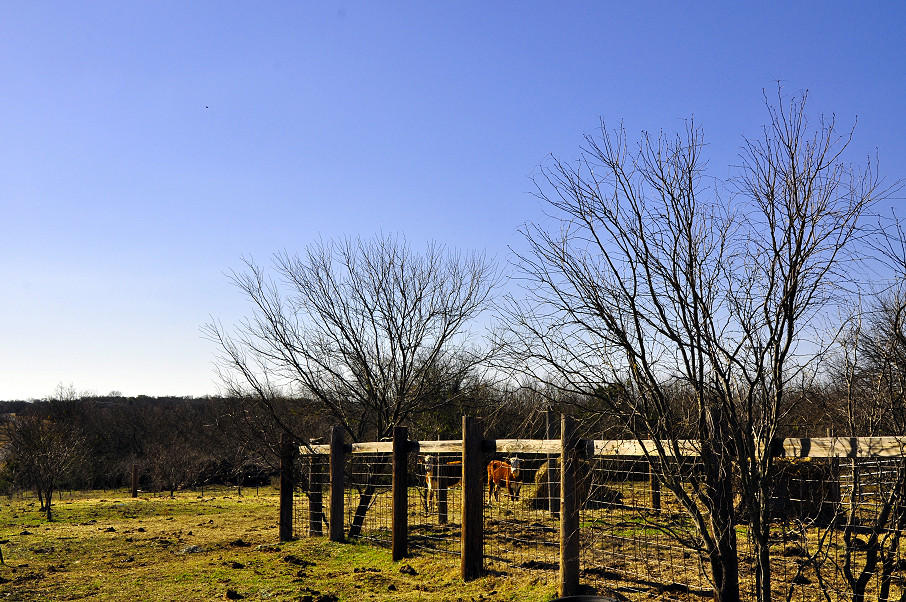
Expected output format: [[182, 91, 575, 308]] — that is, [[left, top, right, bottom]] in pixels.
[[2, 2, 904, 400]]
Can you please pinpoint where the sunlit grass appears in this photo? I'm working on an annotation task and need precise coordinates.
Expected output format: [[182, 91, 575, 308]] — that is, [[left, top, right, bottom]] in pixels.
[[0, 487, 560, 601]]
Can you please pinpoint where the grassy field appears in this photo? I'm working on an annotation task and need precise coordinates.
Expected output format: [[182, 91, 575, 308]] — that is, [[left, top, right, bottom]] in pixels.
[[0, 487, 559, 601]]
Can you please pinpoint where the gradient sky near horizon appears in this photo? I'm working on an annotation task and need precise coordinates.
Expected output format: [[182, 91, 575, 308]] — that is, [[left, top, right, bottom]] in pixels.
[[2, 2, 905, 400]]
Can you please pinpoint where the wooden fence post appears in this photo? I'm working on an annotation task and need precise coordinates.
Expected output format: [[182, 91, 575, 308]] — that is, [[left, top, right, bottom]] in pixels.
[[329, 426, 346, 543], [309, 451, 324, 537], [392, 426, 409, 561], [560, 414, 580, 598], [279, 433, 296, 541], [461, 416, 484, 581]]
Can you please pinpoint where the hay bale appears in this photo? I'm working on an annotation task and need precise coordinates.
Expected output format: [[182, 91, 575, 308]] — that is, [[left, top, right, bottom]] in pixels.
[[528, 460, 623, 510], [584, 482, 624, 509], [529, 460, 559, 509], [734, 458, 840, 526]]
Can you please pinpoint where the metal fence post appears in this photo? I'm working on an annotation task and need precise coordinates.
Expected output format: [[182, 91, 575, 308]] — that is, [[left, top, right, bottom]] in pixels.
[[308, 450, 324, 536], [650, 458, 661, 515], [392, 426, 409, 561], [437, 465, 450, 525], [560, 414, 580, 597], [547, 407, 560, 517], [329, 426, 346, 542], [461, 416, 484, 581], [279, 432, 296, 541]]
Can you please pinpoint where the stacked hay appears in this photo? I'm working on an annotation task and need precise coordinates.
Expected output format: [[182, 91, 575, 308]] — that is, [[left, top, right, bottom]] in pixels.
[[734, 458, 841, 526], [529, 460, 558, 510], [529, 459, 623, 510]]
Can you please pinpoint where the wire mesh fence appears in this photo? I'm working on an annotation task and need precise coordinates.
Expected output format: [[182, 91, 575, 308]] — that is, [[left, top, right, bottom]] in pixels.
[[579, 455, 906, 601], [580, 456, 714, 598], [484, 453, 560, 573], [292, 453, 324, 538], [409, 451, 463, 555], [340, 452, 394, 545], [761, 456, 906, 602], [290, 433, 906, 601]]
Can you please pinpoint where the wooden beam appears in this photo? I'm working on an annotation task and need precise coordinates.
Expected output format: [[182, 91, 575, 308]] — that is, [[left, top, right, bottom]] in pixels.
[[559, 415, 580, 598], [777, 436, 906, 458], [279, 433, 296, 542], [304, 436, 906, 460], [592, 439, 702, 457], [493, 439, 561, 455], [415, 440, 462, 454]]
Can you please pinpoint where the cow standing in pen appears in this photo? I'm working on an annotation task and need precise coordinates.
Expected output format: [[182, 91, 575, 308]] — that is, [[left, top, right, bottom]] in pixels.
[[422, 455, 462, 512], [487, 457, 523, 503]]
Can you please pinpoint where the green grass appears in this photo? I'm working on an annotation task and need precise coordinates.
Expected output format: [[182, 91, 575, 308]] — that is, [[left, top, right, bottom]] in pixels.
[[0, 487, 560, 601]]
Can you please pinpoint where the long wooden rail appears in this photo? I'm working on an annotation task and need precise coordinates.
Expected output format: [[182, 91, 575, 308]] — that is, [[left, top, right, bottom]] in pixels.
[[303, 435, 906, 459]]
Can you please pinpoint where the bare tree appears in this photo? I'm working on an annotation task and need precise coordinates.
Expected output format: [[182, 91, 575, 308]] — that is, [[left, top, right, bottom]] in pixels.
[[503, 88, 881, 602], [821, 217, 906, 602], [143, 404, 205, 497], [205, 233, 497, 535], [5, 398, 85, 521]]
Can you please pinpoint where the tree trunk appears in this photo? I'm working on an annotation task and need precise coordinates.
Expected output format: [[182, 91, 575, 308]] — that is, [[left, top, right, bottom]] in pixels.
[[347, 461, 388, 539], [347, 482, 376, 539], [746, 469, 773, 602], [705, 404, 740, 602], [43, 487, 54, 521], [754, 521, 771, 602], [709, 461, 739, 602]]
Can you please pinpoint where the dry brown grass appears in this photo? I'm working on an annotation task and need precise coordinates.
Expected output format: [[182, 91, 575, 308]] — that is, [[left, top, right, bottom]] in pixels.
[[0, 487, 559, 601]]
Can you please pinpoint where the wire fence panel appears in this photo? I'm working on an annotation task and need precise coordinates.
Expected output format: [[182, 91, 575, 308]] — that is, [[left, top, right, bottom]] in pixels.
[[292, 453, 324, 539], [410, 452, 463, 556], [293, 488, 311, 539], [581, 456, 713, 599], [735, 457, 844, 602], [769, 456, 906, 602], [484, 454, 559, 573], [343, 452, 393, 546], [580, 456, 906, 601]]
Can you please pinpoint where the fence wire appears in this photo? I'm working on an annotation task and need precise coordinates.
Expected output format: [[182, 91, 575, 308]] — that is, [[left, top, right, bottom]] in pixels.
[[760, 456, 906, 602], [410, 452, 463, 555], [293, 446, 906, 601], [581, 456, 712, 599], [484, 453, 559, 573], [340, 452, 393, 545], [580, 456, 906, 602], [292, 453, 324, 539]]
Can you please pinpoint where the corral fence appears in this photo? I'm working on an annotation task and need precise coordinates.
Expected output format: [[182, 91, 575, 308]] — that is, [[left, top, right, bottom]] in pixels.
[[279, 417, 906, 601]]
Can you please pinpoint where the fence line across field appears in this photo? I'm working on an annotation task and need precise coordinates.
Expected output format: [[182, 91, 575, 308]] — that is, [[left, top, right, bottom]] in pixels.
[[305, 435, 906, 459], [280, 420, 906, 600]]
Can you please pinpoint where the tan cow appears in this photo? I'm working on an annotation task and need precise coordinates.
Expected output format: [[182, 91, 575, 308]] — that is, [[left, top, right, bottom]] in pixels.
[[487, 457, 523, 503], [422, 455, 462, 511]]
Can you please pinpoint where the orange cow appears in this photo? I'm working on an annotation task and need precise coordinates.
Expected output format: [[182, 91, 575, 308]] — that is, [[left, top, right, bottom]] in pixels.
[[487, 457, 523, 503]]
